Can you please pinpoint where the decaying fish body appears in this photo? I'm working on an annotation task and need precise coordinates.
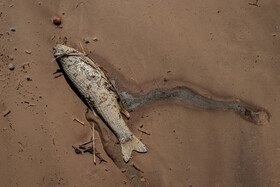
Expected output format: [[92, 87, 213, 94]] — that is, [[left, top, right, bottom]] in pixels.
[[53, 44, 147, 162]]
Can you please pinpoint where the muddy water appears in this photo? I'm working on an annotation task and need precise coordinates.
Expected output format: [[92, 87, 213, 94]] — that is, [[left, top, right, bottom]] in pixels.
[[111, 80, 270, 125]]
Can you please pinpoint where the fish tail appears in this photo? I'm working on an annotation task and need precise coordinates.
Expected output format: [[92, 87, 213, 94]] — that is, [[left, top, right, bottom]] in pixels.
[[121, 135, 147, 162]]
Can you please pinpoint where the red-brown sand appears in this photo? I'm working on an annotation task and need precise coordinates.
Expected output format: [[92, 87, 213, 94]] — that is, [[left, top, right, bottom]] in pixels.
[[0, 0, 280, 186]]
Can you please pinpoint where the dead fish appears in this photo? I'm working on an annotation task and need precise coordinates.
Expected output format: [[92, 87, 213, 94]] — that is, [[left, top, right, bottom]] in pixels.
[[53, 44, 147, 162]]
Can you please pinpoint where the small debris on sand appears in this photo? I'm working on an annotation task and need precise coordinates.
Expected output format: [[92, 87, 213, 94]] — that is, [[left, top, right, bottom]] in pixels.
[[9, 64, 15, 70], [25, 50, 32, 54], [63, 36, 67, 44], [53, 16, 62, 25], [72, 146, 82, 154], [73, 118, 85, 126], [131, 162, 144, 173], [21, 63, 30, 69], [248, 0, 260, 7], [140, 178, 146, 182], [16, 80, 23, 90], [26, 76, 32, 81], [92, 37, 98, 42], [76, 140, 107, 164], [18, 142, 24, 152], [79, 139, 93, 147], [138, 128, 151, 135], [10, 28, 16, 32], [3, 110, 11, 117], [8, 55, 14, 61]]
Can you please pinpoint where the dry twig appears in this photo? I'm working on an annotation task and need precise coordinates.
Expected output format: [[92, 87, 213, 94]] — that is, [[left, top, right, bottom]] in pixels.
[[138, 128, 151, 135], [131, 162, 144, 173], [80, 42, 86, 55], [73, 118, 85, 126], [3, 110, 11, 117]]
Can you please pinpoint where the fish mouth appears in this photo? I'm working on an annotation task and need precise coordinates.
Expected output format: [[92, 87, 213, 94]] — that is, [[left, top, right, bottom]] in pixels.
[[53, 44, 65, 57], [53, 44, 79, 58]]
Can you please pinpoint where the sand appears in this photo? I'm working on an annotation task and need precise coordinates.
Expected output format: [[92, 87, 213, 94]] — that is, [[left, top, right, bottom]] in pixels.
[[0, 0, 280, 186]]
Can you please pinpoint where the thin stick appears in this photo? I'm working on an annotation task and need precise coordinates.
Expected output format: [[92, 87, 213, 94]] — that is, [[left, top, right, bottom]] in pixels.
[[138, 128, 151, 135], [3, 110, 11, 117], [28, 104, 37, 107], [131, 163, 144, 173], [88, 106, 97, 165], [79, 139, 93, 146], [79, 42, 86, 55], [73, 117, 85, 126], [92, 126, 96, 165]]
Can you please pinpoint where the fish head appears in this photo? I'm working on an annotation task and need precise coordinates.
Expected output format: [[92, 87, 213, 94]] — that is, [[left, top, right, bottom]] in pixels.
[[53, 44, 79, 58]]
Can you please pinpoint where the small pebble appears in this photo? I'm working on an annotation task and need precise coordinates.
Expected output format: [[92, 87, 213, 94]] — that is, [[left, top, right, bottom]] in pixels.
[[9, 64, 15, 70], [140, 178, 146, 182], [10, 28, 16, 32], [26, 76, 32, 81], [53, 16, 62, 25], [92, 37, 98, 42], [25, 50, 32, 54]]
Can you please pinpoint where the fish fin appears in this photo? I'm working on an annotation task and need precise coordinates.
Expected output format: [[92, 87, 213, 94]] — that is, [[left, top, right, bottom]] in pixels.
[[120, 106, 130, 119], [121, 135, 147, 162]]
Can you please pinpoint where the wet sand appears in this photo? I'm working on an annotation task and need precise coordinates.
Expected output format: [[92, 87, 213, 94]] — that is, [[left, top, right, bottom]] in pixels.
[[0, 0, 280, 186]]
